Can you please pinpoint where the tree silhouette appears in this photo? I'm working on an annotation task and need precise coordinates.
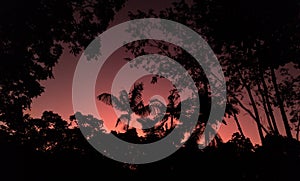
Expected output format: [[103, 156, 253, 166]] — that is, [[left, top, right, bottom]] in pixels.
[[207, 0, 300, 141], [225, 98, 245, 138], [125, 0, 300, 144], [1, 0, 300, 180], [97, 82, 166, 131], [165, 89, 180, 129], [0, 2, 127, 178], [141, 88, 182, 136], [0, 0, 126, 131]]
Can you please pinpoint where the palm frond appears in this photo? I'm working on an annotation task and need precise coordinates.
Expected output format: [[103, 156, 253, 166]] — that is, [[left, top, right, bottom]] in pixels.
[[97, 92, 128, 111], [133, 101, 150, 117], [148, 99, 167, 116], [97, 93, 115, 106], [115, 114, 131, 128], [118, 90, 130, 109], [129, 82, 144, 108], [115, 118, 122, 127]]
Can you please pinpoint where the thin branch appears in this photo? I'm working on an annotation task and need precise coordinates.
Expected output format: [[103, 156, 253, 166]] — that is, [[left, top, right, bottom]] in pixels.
[[233, 97, 269, 134], [151, 39, 173, 58], [233, 97, 256, 120]]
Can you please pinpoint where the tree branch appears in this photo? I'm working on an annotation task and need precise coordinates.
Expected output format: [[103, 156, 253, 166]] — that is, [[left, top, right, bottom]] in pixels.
[[233, 97, 269, 134]]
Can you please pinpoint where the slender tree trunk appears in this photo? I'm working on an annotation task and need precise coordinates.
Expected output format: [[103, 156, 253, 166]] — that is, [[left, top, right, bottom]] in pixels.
[[261, 74, 279, 135], [246, 86, 265, 144], [170, 115, 174, 129], [233, 113, 245, 138], [127, 119, 130, 131], [258, 83, 274, 133], [234, 97, 269, 134], [235, 65, 265, 144], [270, 67, 292, 139]]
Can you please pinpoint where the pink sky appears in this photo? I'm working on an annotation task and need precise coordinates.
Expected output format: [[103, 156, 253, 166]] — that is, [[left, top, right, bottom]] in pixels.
[[28, 39, 264, 145], [27, 0, 291, 145]]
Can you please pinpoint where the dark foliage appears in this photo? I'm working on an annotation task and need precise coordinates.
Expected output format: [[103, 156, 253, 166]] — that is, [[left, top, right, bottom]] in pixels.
[[1, 0, 299, 180]]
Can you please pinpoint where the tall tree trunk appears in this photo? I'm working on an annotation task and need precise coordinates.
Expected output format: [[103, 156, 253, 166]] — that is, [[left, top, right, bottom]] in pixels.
[[233, 113, 245, 138], [270, 67, 292, 139], [126, 119, 130, 131], [235, 66, 265, 144], [261, 74, 279, 135], [246, 86, 265, 144], [234, 97, 269, 134], [258, 83, 274, 133]]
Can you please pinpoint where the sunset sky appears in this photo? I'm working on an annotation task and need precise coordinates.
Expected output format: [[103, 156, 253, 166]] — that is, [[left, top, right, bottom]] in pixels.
[[27, 0, 290, 145], [2, 0, 300, 180]]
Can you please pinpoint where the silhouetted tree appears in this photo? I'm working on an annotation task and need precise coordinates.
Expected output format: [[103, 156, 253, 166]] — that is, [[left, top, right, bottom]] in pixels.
[[0, 0, 126, 131], [1, 1, 300, 180], [225, 98, 245, 138], [125, 0, 300, 144], [165, 89, 180, 129], [97, 82, 165, 131]]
